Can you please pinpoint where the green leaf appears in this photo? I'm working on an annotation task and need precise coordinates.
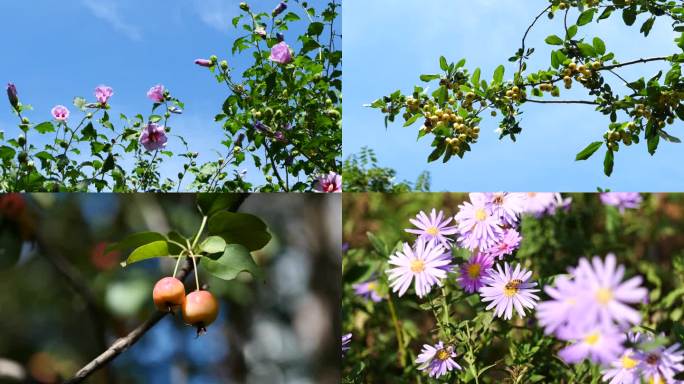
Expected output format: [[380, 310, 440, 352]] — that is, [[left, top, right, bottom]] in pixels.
[[307, 21, 324, 36], [197, 194, 245, 217], [544, 35, 564, 45], [403, 114, 423, 127], [575, 141, 603, 160], [107, 231, 167, 254], [604, 150, 614, 176], [207, 212, 271, 251], [565, 25, 578, 39], [419, 74, 440, 82], [622, 8, 636, 26], [439, 56, 449, 71], [493, 65, 505, 84], [202, 244, 262, 280], [34, 122, 55, 134], [577, 43, 596, 57], [149, 115, 162, 123], [648, 134, 660, 155], [471, 68, 481, 85], [592, 37, 606, 55], [199, 236, 226, 254], [122, 241, 170, 266], [577, 9, 596, 26]]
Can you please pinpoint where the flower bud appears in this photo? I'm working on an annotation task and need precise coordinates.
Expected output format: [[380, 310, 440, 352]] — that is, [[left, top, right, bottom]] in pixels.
[[272, 2, 287, 17], [210, 55, 218, 63], [17, 135, 26, 146], [220, 60, 229, 70], [239, 2, 250, 11], [276, 33, 285, 42], [6, 83, 19, 111], [194, 59, 214, 68]]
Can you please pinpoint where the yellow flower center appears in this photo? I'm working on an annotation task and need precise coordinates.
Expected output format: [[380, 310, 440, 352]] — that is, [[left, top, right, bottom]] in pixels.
[[426, 226, 439, 236], [649, 376, 664, 384], [367, 282, 378, 291], [584, 332, 600, 346], [436, 349, 450, 361], [475, 208, 487, 221], [621, 354, 638, 369], [596, 288, 613, 305], [467, 263, 481, 279], [504, 279, 522, 297], [410, 260, 425, 273]]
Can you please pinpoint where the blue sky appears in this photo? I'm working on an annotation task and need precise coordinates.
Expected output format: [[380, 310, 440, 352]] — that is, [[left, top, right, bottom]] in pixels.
[[0, 0, 329, 189], [344, 0, 684, 192]]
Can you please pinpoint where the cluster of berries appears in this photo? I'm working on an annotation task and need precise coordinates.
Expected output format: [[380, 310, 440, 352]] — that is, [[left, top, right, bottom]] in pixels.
[[152, 277, 219, 336]]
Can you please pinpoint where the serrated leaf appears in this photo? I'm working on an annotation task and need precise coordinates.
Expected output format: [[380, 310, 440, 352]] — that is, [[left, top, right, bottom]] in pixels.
[[201, 244, 262, 281], [575, 141, 603, 160]]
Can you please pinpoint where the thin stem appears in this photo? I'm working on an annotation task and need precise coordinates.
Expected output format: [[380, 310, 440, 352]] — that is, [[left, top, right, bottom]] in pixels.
[[517, 5, 552, 76], [387, 294, 406, 368], [191, 216, 208, 251], [191, 254, 200, 291], [172, 253, 184, 278], [526, 98, 599, 105]]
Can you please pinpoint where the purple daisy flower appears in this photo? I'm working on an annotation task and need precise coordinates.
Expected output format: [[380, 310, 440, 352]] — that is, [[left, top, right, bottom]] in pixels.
[[457, 252, 493, 293], [386, 238, 452, 298], [634, 335, 684, 384], [600, 193, 643, 213], [602, 349, 641, 384], [484, 228, 522, 259], [485, 192, 526, 225], [454, 196, 503, 251], [405, 208, 458, 247], [415, 341, 462, 378], [522, 192, 558, 216], [479, 262, 539, 320], [536, 274, 581, 335], [573, 253, 647, 328], [352, 278, 383, 302], [557, 325, 626, 365], [342, 333, 352, 357]]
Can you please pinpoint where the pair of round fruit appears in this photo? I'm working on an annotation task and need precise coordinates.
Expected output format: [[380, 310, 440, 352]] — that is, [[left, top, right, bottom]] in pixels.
[[152, 277, 219, 335]]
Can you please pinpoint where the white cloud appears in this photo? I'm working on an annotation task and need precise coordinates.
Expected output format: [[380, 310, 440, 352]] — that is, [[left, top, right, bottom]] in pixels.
[[81, 0, 142, 41], [192, 0, 237, 32]]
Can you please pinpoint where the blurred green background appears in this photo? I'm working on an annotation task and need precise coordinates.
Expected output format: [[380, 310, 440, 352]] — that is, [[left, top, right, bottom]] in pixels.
[[0, 193, 341, 384]]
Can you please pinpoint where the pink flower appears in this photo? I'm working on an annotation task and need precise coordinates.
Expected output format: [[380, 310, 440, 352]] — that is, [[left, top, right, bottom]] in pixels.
[[314, 172, 342, 193], [139, 122, 168, 151], [51, 105, 70, 121], [147, 84, 165, 103], [194, 58, 213, 67], [269, 42, 293, 64], [95, 85, 114, 105]]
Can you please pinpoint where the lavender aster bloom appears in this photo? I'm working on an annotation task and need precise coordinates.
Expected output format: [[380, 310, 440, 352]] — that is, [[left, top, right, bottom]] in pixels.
[[558, 325, 626, 365], [485, 192, 526, 225], [573, 253, 647, 328], [342, 333, 351, 357], [522, 192, 558, 216], [454, 196, 503, 251], [537, 275, 580, 335], [352, 278, 383, 302], [634, 335, 684, 384], [386, 238, 452, 298], [479, 262, 539, 320], [416, 341, 462, 378], [405, 209, 458, 247], [602, 349, 641, 384], [457, 252, 493, 293], [484, 228, 522, 259], [600, 193, 643, 213]]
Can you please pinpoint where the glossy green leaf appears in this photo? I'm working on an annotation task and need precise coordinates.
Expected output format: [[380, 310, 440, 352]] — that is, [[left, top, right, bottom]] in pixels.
[[201, 244, 263, 280], [107, 231, 166, 254], [199, 236, 226, 254], [122, 241, 170, 266], [545, 35, 563, 45], [207, 211, 271, 251], [575, 141, 603, 161]]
